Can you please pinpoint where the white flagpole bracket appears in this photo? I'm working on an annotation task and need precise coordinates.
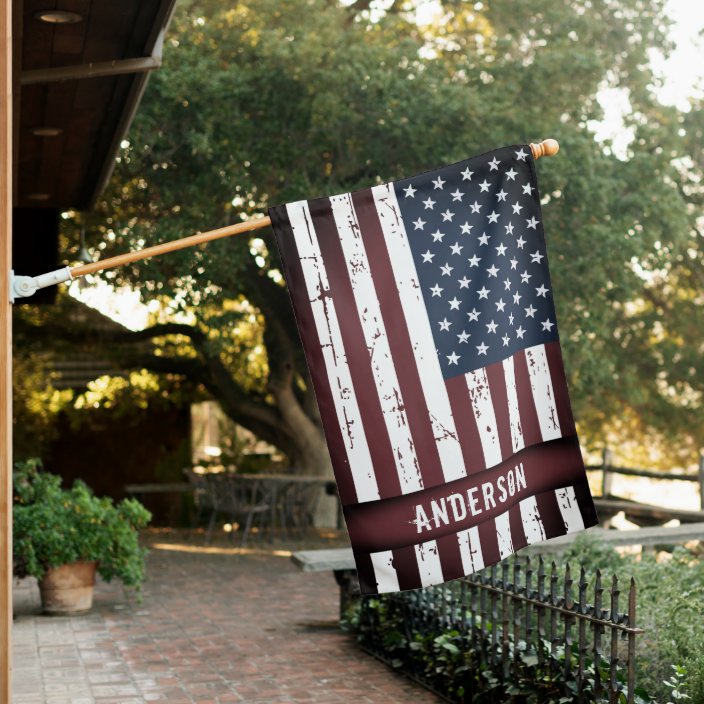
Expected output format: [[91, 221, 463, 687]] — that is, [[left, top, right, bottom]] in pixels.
[[9, 266, 73, 303]]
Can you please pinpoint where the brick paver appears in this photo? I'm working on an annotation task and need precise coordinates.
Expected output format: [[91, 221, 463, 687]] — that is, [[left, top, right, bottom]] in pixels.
[[13, 541, 440, 703]]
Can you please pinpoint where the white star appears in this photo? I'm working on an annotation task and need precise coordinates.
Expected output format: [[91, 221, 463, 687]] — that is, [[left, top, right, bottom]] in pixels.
[[447, 351, 460, 365], [487, 264, 499, 278], [506, 167, 518, 181], [515, 326, 526, 339], [479, 180, 490, 192], [510, 258, 518, 270], [470, 201, 482, 213], [413, 217, 426, 230], [431, 229, 445, 242], [433, 176, 446, 189], [508, 313, 515, 325], [487, 211, 500, 224], [477, 232, 490, 246], [502, 334, 510, 346], [461, 168, 473, 181], [530, 250, 544, 264], [440, 263, 454, 276], [516, 236, 526, 249], [512, 202, 523, 214], [457, 330, 470, 343], [520, 270, 532, 284], [467, 308, 480, 321], [541, 318, 555, 331], [460, 222, 473, 235], [496, 243, 507, 256], [495, 298, 506, 312], [536, 284, 549, 297], [512, 291, 521, 304], [496, 189, 508, 202], [439, 318, 451, 331], [421, 250, 434, 263], [526, 216, 539, 229], [468, 254, 481, 267], [450, 242, 463, 255], [441, 209, 455, 222], [430, 284, 443, 297], [403, 184, 417, 198], [503, 278, 512, 290], [505, 222, 515, 235], [525, 304, 537, 318], [423, 197, 436, 209], [488, 157, 500, 171], [451, 189, 464, 202], [522, 183, 532, 195], [458, 276, 471, 288], [448, 297, 461, 310], [476, 342, 489, 355], [515, 148, 528, 161], [478, 286, 490, 299], [486, 320, 498, 334]]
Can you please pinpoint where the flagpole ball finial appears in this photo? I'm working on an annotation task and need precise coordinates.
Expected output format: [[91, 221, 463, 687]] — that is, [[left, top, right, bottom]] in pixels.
[[530, 139, 560, 160]]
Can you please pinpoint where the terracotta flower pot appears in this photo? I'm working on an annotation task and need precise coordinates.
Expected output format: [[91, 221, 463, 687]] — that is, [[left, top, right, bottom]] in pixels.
[[38, 560, 98, 615]]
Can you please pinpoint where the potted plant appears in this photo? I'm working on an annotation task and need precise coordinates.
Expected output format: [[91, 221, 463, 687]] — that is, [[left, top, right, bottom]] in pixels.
[[13, 459, 152, 614]]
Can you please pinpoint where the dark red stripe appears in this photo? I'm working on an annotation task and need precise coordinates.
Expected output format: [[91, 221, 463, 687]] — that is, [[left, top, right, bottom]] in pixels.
[[572, 477, 600, 529], [445, 374, 487, 474], [392, 545, 422, 591], [352, 550, 379, 595], [309, 198, 403, 500], [508, 505, 528, 552], [269, 205, 358, 505], [533, 489, 568, 539], [436, 533, 464, 582], [513, 349, 543, 448], [477, 519, 500, 566], [485, 360, 512, 461], [351, 190, 446, 491], [544, 341, 576, 436]]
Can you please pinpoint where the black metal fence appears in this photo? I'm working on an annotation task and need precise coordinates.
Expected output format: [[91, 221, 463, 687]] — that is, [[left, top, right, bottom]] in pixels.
[[356, 556, 642, 703]]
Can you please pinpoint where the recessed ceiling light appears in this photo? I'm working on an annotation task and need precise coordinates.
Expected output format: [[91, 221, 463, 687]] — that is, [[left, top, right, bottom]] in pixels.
[[26, 193, 52, 201], [31, 127, 63, 137], [34, 10, 83, 24]]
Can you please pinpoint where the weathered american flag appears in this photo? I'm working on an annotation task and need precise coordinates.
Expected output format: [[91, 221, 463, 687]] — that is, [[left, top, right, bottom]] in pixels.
[[270, 145, 598, 595]]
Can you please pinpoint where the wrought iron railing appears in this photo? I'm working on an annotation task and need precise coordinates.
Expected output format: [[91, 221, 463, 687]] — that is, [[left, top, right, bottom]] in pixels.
[[356, 556, 642, 703]]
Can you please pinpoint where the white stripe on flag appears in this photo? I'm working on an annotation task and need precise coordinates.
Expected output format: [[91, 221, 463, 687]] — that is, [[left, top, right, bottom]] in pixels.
[[415, 540, 444, 587], [457, 527, 484, 574], [370, 550, 400, 593], [465, 368, 503, 468], [525, 344, 561, 441], [495, 511, 514, 559], [371, 184, 467, 483], [286, 201, 380, 503], [519, 496, 547, 544], [330, 194, 423, 494], [556, 486, 585, 533], [503, 356, 525, 453]]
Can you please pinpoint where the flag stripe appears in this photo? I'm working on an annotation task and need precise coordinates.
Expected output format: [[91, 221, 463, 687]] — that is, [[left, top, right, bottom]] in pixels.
[[544, 342, 576, 436], [485, 363, 513, 461], [465, 368, 503, 468], [557, 486, 586, 533], [503, 356, 525, 453], [495, 510, 514, 559], [351, 190, 447, 491], [508, 504, 528, 552], [573, 477, 600, 527], [415, 540, 444, 587], [353, 549, 378, 595], [270, 205, 358, 505], [392, 545, 423, 591], [445, 374, 487, 474], [329, 194, 423, 494], [304, 199, 402, 500], [519, 496, 547, 544], [477, 520, 501, 566], [371, 183, 467, 483], [370, 550, 401, 593], [458, 527, 485, 575], [436, 532, 465, 583], [512, 349, 544, 448], [525, 344, 561, 441]]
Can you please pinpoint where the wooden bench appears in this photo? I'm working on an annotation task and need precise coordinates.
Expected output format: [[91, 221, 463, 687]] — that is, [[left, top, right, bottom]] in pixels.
[[292, 523, 704, 612]]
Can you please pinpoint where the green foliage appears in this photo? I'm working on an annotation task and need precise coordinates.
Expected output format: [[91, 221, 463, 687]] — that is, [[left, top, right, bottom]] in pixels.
[[13, 459, 152, 591]]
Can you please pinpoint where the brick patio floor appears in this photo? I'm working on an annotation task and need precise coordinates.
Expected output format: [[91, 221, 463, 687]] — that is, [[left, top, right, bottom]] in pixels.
[[12, 536, 440, 704]]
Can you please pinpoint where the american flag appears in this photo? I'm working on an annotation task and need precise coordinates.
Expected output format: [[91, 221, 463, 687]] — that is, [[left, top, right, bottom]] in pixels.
[[270, 145, 598, 595]]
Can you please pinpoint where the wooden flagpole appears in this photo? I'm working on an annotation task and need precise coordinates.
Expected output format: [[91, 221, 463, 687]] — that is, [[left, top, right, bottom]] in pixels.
[[70, 139, 558, 281]]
